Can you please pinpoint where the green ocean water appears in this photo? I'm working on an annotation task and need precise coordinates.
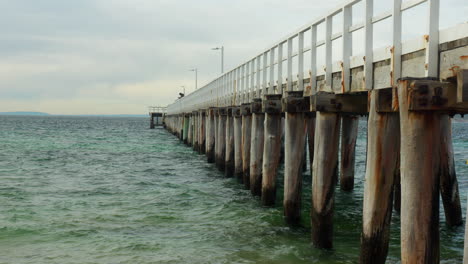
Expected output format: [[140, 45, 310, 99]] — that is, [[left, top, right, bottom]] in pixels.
[[0, 115, 467, 264]]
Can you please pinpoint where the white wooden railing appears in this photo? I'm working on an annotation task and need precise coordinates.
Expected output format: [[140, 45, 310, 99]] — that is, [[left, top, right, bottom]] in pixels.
[[167, 0, 466, 115]]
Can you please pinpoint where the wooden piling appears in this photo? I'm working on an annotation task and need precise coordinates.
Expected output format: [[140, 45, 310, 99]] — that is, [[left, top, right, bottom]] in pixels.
[[360, 90, 400, 264], [233, 107, 243, 181], [216, 108, 227, 172], [261, 94, 282, 206], [199, 111, 206, 154], [340, 115, 358, 191], [439, 115, 462, 226], [225, 108, 235, 177], [307, 114, 316, 176], [150, 116, 155, 129], [183, 114, 189, 144], [464, 197, 468, 264], [311, 111, 340, 248], [206, 108, 216, 163], [302, 143, 307, 172], [241, 104, 252, 189], [283, 92, 308, 225], [250, 99, 264, 196], [394, 168, 401, 214], [398, 79, 441, 264], [193, 112, 199, 151]]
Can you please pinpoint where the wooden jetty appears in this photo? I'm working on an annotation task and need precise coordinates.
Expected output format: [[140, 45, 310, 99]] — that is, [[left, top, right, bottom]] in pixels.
[[148, 106, 167, 129], [162, 0, 468, 263]]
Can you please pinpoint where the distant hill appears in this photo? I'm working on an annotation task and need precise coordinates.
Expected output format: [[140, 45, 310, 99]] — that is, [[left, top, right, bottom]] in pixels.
[[0, 111, 50, 116]]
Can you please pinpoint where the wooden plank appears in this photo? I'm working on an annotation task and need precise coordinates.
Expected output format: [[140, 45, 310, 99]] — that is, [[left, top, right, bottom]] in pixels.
[[310, 91, 368, 114]]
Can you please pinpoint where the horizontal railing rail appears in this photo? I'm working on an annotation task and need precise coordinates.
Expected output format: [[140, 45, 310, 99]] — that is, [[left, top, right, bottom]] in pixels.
[[167, 0, 467, 115], [148, 106, 167, 114]]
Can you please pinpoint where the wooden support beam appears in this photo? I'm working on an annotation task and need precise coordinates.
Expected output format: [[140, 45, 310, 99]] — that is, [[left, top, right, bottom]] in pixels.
[[394, 166, 401, 214], [150, 116, 155, 129], [250, 98, 265, 196], [180, 115, 184, 141], [464, 197, 468, 264], [216, 108, 227, 172], [199, 111, 206, 154], [192, 111, 198, 151], [310, 91, 368, 114], [401, 77, 468, 114], [261, 94, 282, 206], [233, 107, 243, 181], [439, 115, 462, 226], [241, 104, 252, 188], [206, 108, 216, 163], [311, 111, 340, 249], [225, 108, 235, 177], [360, 90, 400, 264], [282, 91, 309, 225], [398, 78, 441, 264], [458, 69, 468, 104], [340, 115, 359, 191], [375, 87, 399, 113], [307, 113, 316, 180], [188, 114, 193, 146], [214, 110, 219, 162], [183, 114, 189, 144]]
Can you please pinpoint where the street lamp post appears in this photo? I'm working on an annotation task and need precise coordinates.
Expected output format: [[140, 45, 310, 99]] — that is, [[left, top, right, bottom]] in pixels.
[[212, 46, 224, 74], [190, 68, 198, 90]]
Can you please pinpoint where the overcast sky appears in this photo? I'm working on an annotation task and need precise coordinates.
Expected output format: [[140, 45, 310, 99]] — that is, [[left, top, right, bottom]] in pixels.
[[1, 0, 466, 115]]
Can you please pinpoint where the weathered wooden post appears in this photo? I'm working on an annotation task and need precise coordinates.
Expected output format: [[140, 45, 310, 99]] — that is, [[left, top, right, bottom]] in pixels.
[[180, 115, 184, 141], [225, 107, 235, 177], [360, 89, 400, 264], [261, 94, 283, 206], [250, 98, 265, 196], [398, 78, 442, 264], [340, 115, 359, 191], [193, 111, 199, 151], [233, 107, 243, 181], [241, 104, 252, 188], [187, 114, 193, 146], [206, 108, 216, 163], [311, 110, 340, 248], [183, 114, 189, 144], [283, 91, 308, 225], [464, 196, 468, 264], [306, 114, 316, 175], [439, 115, 462, 226], [150, 114, 155, 129], [199, 111, 206, 154], [216, 108, 227, 171]]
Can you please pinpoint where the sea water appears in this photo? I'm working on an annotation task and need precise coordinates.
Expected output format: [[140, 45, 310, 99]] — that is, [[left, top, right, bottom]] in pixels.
[[0, 115, 467, 264]]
